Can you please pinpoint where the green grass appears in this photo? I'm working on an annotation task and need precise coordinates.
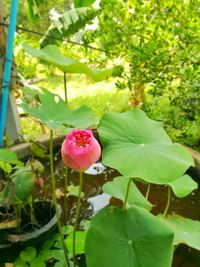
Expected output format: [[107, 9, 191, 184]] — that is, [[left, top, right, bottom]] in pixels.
[[38, 74, 131, 117]]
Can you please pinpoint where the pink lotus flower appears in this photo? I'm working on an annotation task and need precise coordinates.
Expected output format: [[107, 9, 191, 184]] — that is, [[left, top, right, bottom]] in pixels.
[[61, 129, 101, 172]]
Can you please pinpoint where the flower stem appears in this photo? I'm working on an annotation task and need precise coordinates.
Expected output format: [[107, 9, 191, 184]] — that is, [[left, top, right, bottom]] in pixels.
[[63, 72, 67, 103], [163, 186, 171, 217], [122, 179, 132, 211], [145, 183, 151, 199], [50, 130, 71, 267], [63, 166, 68, 224], [73, 172, 83, 267]]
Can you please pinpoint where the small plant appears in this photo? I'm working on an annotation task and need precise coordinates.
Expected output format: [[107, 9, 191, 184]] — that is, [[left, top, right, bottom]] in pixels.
[[0, 150, 45, 237]]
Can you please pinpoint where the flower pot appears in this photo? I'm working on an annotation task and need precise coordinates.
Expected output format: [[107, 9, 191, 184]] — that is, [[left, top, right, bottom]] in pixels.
[[0, 200, 61, 264]]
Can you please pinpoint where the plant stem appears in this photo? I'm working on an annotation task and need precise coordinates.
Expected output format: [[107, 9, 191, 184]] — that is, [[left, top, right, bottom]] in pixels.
[[73, 172, 83, 267], [145, 183, 151, 199], [63, 72, 67, 103], [122, 179, 132, 211], [163, 186, 171, 217], [50, 130, 71, 267], [63, 166, 68, 223], [29, 195, 36, 227]]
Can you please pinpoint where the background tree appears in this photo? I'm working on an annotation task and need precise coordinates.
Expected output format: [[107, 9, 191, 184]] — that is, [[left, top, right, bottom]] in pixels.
[[84, 0, 200, 148]]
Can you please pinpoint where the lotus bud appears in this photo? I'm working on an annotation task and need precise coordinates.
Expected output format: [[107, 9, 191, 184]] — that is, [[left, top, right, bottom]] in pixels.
[[61, 129, 101, 172]]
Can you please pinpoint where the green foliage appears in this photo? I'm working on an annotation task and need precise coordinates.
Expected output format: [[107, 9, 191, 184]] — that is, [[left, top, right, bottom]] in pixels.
[[26, 0, 45, 21], [4, 0, 200, 263], [23, 43, 115, 81], [21, 87, 98, 129], [40, 7, 97, 47], [20, 247, 37, 263], [0, 149, 22, 171], [85, 0, 200, 149], [11, 170, 35, 203], [168, 174, 198, 198], [30, 141, 49, 159], [143, 89, 200, 150], [159, 213, 200, 250], [68, 87, 131, 118], [14, 33, 42, 79], [13, 225, 84, 266], [85, 206, 174, 267], [0, 148, 20, 175], [0, 169, 35, 205], [66, 231, 87, 255], [9, 108, 200, 266], [98, 110, 194, 184], [74, 0, 95, 7], [102, 176, 153, 211]]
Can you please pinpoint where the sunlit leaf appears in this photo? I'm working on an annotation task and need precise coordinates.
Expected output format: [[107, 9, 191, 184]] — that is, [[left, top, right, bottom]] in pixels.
[[0, 161, 12, 173], [66, 231, 87, 255], [159, 213, 200, 250], [74, 0, 96, 7], [98, 110, 194, 184], [21, 87, 98, 129], [0, 149, 22, 167], [102, 176, 153, 211], [23, 43, 114, 81], [168, 174, 198, 198], [85, 206, 174, 267], [40, 7, 96, 47], [26, 0, 45, 21]]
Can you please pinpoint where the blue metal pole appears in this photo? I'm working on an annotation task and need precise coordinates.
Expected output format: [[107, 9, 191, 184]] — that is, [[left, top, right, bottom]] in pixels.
[[0, 0, 19, 147]]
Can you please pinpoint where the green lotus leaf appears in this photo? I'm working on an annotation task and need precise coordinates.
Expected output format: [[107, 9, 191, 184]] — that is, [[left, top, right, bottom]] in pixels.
[[98, 110, 194, 184], [85, 206, 174, 267], [21, 87, 98, 129], [168, 174, 198, 198], [159, 213, 200, 250], [23, 43, 114, 81], [102, 176, 153, 211]]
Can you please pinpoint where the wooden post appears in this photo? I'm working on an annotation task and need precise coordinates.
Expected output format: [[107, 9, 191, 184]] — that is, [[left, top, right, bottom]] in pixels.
[[0, 0, 22, 144]]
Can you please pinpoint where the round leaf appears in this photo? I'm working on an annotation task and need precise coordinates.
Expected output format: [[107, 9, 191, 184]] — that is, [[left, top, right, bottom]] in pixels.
[[168, 174, 198, 198], [159, 213, 200, 250], [23, 43, 114, 82], [85, 206, 174, 267], [98, 110, 194, 184], [21, 87, 98, 129], [102, 176, 153, 211]]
